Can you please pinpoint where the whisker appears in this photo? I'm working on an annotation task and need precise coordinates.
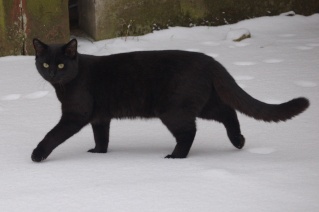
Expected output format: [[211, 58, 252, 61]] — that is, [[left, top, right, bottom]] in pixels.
[[58, 83, 65, 93]]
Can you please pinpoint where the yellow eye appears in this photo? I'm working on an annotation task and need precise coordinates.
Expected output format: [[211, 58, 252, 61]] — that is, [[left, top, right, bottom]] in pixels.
[[58, 64, 64, 69], [43, 63, 49, 68]]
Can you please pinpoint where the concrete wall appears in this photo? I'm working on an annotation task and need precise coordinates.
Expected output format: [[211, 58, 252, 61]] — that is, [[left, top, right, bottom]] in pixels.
[[0, 0, 24, 56], [78, 0, 319, 41], [78, 0, 96, 39], [0, 0, 69, 56], [1, 0, 318, 56]]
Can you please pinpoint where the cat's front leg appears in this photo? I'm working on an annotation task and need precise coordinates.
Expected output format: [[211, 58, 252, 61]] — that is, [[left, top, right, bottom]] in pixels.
[[88, 120, 111, 153], [31, 114, 89, 162]]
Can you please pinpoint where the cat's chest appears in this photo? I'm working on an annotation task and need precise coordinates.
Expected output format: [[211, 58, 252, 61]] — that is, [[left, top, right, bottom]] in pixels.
[[55, 84, 92, 111]]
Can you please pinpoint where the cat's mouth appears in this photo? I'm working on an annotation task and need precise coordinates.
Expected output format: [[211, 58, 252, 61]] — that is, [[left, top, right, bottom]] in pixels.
[[47, 77, 64, 85], [47, 76, 72, 85], [38, 72, 62, 85]]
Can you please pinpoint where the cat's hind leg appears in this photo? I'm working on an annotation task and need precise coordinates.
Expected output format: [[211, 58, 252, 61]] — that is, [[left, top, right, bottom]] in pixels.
[[222, 109, 245, 149], [88, 120, 111, 153], [160, 113, 197, 159], [200, 102, 245, 149]]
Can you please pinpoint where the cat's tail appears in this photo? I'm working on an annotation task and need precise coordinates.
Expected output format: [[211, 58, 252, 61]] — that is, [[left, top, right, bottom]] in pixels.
[[212, 63, 309, 122]]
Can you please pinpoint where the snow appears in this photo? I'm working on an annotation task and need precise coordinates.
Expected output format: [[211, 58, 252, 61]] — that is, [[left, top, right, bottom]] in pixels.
[[280, 11, 296, 16], [226, 28, 251, 41], [1, 14, 319, 211]]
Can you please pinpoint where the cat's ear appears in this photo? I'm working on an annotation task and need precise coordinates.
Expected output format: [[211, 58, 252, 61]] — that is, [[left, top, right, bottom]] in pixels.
[[33, 38, 48, 57], [64, 39, 77, 59]]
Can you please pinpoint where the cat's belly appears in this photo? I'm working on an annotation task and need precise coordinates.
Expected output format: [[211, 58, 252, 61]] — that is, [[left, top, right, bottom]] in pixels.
[[91, 101, 157, 122]]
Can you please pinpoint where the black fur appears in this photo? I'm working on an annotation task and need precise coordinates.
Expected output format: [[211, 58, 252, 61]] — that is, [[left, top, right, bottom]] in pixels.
[[31, 38, 309, 162]]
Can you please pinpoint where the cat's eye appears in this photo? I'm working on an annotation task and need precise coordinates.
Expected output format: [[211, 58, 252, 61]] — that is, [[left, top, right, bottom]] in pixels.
[[58, 64, 64, 69], [43, 63, 49, 68]]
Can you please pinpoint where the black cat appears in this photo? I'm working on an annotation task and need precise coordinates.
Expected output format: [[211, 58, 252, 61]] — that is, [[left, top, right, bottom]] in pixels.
[[31, 38, 309, 162]]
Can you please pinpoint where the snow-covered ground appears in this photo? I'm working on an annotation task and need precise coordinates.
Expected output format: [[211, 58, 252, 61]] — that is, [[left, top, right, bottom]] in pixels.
[[1, 14, 318, 211]]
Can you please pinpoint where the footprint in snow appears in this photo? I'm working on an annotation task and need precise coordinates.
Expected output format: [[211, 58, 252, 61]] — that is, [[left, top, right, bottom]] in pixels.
[[294, 46, 314, 50], [294, 81, 317, 88], [263, 59, 284, 64], [234, 61, 257, 66], [200, 41, 221, 46], [1, 91, 49, 101], [278, 34, 296, 38], [247, 148, 276, 154], [1, 94, 21, 101], [306, 43, 319, 47], [23, 91, 49, 99]]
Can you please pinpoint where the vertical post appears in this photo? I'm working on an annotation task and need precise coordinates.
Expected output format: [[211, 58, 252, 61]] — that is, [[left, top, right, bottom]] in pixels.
[[0, 0, 69, 56]]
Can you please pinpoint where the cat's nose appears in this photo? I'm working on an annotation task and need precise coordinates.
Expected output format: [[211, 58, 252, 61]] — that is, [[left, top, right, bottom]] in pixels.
[[49, 71, 55, 78]]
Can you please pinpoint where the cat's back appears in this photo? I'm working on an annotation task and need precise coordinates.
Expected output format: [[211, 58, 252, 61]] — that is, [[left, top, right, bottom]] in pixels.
[[87, 50, 214, 74], [114, 50, 211, 63], [80, 50, 215, 91], [89, 49, 210, 62]]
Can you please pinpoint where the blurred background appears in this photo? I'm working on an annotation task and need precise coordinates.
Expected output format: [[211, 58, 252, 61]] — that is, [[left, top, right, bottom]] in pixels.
[[0, 0, 318, 56]]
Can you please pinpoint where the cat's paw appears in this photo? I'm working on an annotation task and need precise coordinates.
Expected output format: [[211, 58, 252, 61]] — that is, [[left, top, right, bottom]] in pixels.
[[31, 146, 49, 162], [231, 134, 245, 149], [88, 148, 107, 153], [165, 154, 186, 159]]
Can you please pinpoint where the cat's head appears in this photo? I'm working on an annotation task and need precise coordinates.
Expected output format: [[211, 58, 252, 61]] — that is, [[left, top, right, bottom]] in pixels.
[[33, 38, 79, 85]]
